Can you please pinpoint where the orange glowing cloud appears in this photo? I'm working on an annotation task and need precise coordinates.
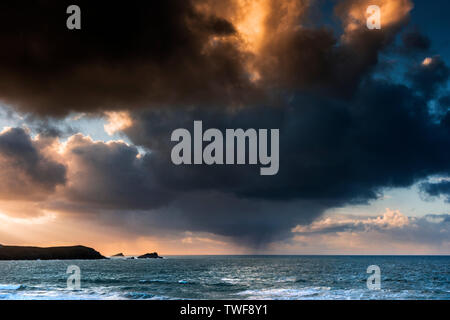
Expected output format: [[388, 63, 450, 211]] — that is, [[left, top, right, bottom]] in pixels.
[[338, 0, 413, 34], [104, 111, 133, 136], [196, 0, 309, 83]]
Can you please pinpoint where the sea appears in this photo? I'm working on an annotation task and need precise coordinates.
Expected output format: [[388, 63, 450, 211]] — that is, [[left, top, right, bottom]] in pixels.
[[0, 256, 448, 300]]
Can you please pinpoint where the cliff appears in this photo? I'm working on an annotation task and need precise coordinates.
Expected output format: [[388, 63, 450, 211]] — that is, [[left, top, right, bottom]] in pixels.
[[0, 245, 106, 260]]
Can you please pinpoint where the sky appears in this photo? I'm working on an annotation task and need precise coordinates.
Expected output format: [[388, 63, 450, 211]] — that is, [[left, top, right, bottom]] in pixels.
[[0, 0, 448, 255]]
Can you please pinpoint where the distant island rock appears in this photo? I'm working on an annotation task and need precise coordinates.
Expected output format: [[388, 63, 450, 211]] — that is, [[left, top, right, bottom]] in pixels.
[[112, 253, 125, 257], [0, 245, 106, 260], [138, 252, 163, 259]]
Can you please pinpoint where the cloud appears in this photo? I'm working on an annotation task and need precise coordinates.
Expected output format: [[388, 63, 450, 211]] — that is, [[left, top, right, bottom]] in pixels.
[[292, 209, 411, 234], [4, 112, 444, 246], [3, 65, 447, 245], [402, 29, 431, 52], [0, 0, 448, 249], [57, 134, 173, 211], [0, 127, 323, 246], [420, 180, 450, 203], [113, 74, 449, 246], [438, 95, 450, 117], [0, 0, 253, 115], [124, 77, 450, 204], [0, 0, 414, 116], [440, 95, 450, 109], [103, 112, 133, 136], [407, 56, 450, 99], [335, 0, 412, 34], [292, 209, 450, 248], [0, 127, 66, 201]]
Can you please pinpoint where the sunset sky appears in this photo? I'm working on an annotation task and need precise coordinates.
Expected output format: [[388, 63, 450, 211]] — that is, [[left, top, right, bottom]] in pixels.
[[0, 0, 448, 255]]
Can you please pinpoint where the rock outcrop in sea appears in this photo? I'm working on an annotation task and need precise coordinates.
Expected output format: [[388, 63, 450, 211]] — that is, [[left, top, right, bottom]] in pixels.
[[112, 253, 125, 257], [137, 252, 163, 259]]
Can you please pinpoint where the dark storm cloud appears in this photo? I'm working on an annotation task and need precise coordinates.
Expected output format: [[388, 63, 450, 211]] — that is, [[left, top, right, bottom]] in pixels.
[[420, 181, 450, 203], [0, 0, 414, 116], [0, 0, 256, 116], [0, 0, 449, 247], [439, 95, 450, 111], [107, 75, 450, 245], [107, 193, 327, 248], [402, 29, 431, 52], [0, 128, 66, 200], [126, 78, 450, 203], [407, 56, 450, 99], [437, 95, 450, 122], [60, 134, 174, 210]]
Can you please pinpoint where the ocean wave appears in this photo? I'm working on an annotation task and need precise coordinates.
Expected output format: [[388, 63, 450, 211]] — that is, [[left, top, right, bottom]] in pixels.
[[123, 292, 170, 300], [178, 280, 195, 285], [295, 279, 307, 283], [211, 282, 236, 287], [0, 287, 126, 300], [236, 287, 331, 300], [138, 279, 172, 284], [276, 277, 297, 283], [138, 279, 196, 285], [220, 278, 242, 285], [252, 288, 433, 300], [85, 278, 127, 285], [0, 284, 23, 291]]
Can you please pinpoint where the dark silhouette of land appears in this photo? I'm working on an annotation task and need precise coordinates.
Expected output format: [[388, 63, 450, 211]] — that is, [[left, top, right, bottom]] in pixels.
[[112, 253, 125, 257], [138, 252, 163, 259], [0, 245, 106, 260]]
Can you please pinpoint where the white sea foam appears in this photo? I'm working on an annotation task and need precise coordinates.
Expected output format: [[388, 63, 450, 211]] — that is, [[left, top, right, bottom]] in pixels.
[[0, 284, 22, 290], [221, 278, 242, 284], [235, 287, 425, 300], [275, 276, 297, 283], [236, 287, 331, 300]]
